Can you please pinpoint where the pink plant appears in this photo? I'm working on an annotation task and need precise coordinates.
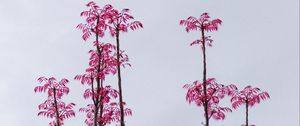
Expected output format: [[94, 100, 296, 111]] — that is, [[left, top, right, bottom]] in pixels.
[[77, 2, 116, 126], [105, 8, 143, 37], [180, 12, 221, 48], [74, 42, 122, 126], [76, 2, 133, 126], [180, 13, 226, 126], [78, 86, 132, 126], [179, 12, 222, 32], [231, 85, 270, 126], [104, 6, 143, 126], [77, 1, 113, 41], [184, 78, 237, 120], [34, 77, 75, 126], [74, 42, 131, 126]]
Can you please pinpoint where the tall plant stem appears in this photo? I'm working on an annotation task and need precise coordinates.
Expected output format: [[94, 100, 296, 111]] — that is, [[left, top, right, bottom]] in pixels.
[[91, 77, 99, 126], [98, 79, 104, 126], [116, 29, 125, 126], [201, 27, 209, 126], [95, 32, 104, 126], [93, 16, 104, 126], [246, 102, 249, 126], [53, 88, 61, 126]]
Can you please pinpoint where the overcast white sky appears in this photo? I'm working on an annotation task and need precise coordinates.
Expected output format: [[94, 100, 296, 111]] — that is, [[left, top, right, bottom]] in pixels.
[[0, 0, 299, 126]]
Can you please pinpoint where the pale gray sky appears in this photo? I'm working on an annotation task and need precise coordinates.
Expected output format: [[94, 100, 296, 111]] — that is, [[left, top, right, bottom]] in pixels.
[[0, 0, 299, 126]]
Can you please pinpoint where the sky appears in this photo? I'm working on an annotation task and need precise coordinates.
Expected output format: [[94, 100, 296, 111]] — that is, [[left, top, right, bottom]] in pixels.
[[0, 0, 299, 126]]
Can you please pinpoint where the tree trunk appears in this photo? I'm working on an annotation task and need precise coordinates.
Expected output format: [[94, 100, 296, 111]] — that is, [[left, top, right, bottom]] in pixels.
[[53, 88, 61, 126], [98, 80, 104, 126], [92, 16, 106, 126], [94, 106, 99, 126], [95, 37, 103, 126], [201, 27, 209, 126], [116, 29, 125, 126], [246, 102, 249, 126]]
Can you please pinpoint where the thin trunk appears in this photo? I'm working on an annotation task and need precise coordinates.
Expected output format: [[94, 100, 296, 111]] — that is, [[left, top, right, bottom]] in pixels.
[[98, 79, 104, 126], [53, 88, 61, 126], [94, 105, 99, 126], [91, 78, 98, 126], [93, 16, 103, 126], [246, 102, 249, 126], [116, 29, 125, 126], [201, 27, 209, 126], [95, 39, 103, 126], [93, 61, 101, 126]]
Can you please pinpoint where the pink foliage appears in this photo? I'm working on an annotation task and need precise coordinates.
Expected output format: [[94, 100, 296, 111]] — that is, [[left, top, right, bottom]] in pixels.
[[231, 85, 270, 109], [190, 36, 213, 47], [183, 78, 237, 120], [77, 1, 113, 41], [231, 85, 269, 126], [74, 41, 131, 125], [74, 42, 130, 85], [79, 86, 132, 126], [180, 12, 222, 47], [76, 2, 139, 125], [34, 77, 75, 126], [77, 1, 143, 40], [180, 13, 222, 32], [105, 7, 143, 37]]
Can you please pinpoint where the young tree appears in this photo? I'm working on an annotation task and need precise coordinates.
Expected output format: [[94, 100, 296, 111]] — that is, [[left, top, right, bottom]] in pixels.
[[77, 2, 116, 126], [34, 77, 75, 126], [74, 43, 132, 126], [184, 78, 236, 121], [231, 85, 270, 126], [105, 7, 143, 126], [76, 2, 132, 126], [78, 85, 131, 126], [180, 12, 233, 126]]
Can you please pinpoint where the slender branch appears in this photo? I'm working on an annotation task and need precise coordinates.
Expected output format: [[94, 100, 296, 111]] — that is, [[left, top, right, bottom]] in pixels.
[[201, 24, 209, 126], [98, 79, 104, 126], [53, 88, 61, 126], [246, 99, 249, 126], [208, 111, 215, 120], [93, 14, 103, 126], [116, 28, 125, 126], [91, 77, 96, 104]]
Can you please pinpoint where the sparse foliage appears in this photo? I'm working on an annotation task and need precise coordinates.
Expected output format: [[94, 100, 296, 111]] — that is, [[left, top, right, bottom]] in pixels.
[[34, 77, 75, 126], [180, 12, 226, 126], [76, 2, 135, 126], [231, 85, 270, 126], [104, 4, 143, 126], [105, 7, 143, 37], [77, 1, 113, 41], [184, 78, 237, 120], [33, 2, 272, 126], [180, 12, 222, 48]]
